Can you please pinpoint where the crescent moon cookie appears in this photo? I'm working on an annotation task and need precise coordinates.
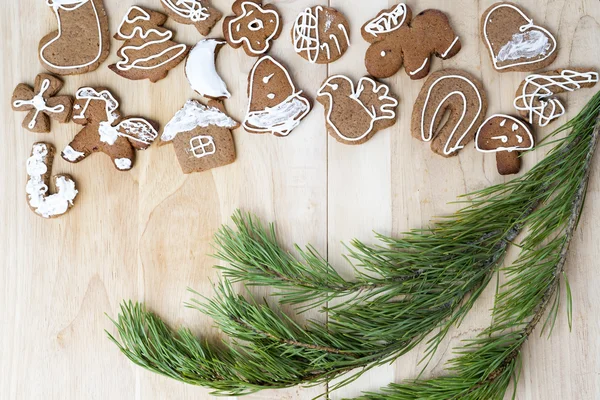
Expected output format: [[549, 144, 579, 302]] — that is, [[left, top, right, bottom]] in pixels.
[[159, 0, 222, 36], [292, 6, 350, 64], [223, 0, 282, 56], [362, 3, 461, 80], [12, 74, 73, 133], [185, 39, 231, 99], [514, 68, 599, 127], [109, 6, 189, 83], [411, 69, 488, 157], [39, 0, 111, 75], [475, 114, 534, 176], [62, 87, 159, 171], [26, 143, 78, 219], [244, 56, 311, 137], [481, 2, 558, 72], [317, 76, 399, 145], [160, 100, 239, 174]]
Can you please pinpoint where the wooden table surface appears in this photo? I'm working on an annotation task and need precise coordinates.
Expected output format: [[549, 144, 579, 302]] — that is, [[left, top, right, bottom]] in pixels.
[[2, 0, 600, 399]]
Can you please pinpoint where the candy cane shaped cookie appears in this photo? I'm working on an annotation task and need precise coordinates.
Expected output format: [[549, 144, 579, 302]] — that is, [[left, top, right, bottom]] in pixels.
[[26, 143, 78, 218], [514, 68, 599, 127], [411, 69, 487, 157]]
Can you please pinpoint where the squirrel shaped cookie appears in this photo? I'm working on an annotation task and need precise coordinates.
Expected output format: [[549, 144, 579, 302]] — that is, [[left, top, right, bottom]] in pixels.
[[223, 0, 282, 56], [292, 6, 350, 64], [160, 100, 239, 174], [475, 114, 534, 175], [514, 68, 599, 127], [481, 2, 557, 72], [411, 69, 488, 157], [109, 6, 189, 83], [39, 0, 111, 75], [243, 56, 311, 137], [26, 143, 78, 219], [12, 74, 73, 133], [159, 0, 222, 36], [362, 3, 461, 80], [317, 76, 399, 145], [62, 87, 159, 171]]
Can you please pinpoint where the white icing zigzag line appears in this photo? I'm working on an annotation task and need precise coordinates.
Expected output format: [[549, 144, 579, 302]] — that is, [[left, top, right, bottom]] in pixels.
[[244, 56, 310, 136], [116, 6, 187, 72], [317, 75, 398, 142], [227, 2, 280, 55], [40, 0, 104, 70], [160, 0, 209, 22], [13, 79, 66, 129], [475, 114, 534, 153], [364, 3, 407, 36], [483, 3, 557, 70], [26, 143, 78, 218], [514, 70, 600, 127], [420, 75, 483, 155]]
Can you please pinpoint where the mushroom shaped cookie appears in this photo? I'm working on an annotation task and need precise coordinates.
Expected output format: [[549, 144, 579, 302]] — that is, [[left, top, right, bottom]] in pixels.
[[475, 114, 534, 175]]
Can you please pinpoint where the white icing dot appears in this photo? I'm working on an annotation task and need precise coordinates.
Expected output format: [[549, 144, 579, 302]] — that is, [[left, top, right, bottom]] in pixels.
[[267, 93, 276, 100], [511, 123, 519, 131], [115, 158, 132, 170], [380, 51, 386, 57]]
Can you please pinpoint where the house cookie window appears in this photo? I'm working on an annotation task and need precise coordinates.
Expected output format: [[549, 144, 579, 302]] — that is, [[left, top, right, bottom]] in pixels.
[[189, 135, 216, 158]]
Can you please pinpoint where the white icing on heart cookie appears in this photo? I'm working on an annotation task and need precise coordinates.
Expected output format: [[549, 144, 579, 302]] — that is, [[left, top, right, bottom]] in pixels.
[[26, 143, 78, 218], [483, 3, 557, 71], [185, 39, 231, 99]]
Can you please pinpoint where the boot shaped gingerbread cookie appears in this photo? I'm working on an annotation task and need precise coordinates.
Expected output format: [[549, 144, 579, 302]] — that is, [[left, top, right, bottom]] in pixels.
[[362, 3, 461, 80], [62, 87, 159, 171], [110, 6, 189, 83], [39, 0, 111, 75], [12, 73, 73, 133]]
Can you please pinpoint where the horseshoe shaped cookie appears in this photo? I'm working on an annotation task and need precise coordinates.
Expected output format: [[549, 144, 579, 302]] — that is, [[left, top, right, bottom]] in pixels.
[[481, 2, 558, 72], [411, 69, 488, 157]]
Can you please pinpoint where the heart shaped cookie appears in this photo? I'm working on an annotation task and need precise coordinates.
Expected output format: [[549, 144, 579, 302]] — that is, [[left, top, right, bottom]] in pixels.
[[481, 2, 557, 72]]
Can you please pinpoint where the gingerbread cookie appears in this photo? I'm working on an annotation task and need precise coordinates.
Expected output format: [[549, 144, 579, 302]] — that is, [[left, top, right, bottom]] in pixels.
[[476, 114, 534, 175], [317, 76, 399, 145], [26, 143, 78, 219], [12, 74, 73, 133], [160, 100, 239, 174], [186, 39, 231, 99], [223, 0, 281, 56], [109, 6, 188, 83], [292, 6, 350, 64], [514, 68, 599, 127], [362, 4, 461, 80], [482, 2, 557, 72], [39, 0, 111, 75], [62, 87, 159, 171], [160, 0, 222, 36], [411, 69, 488, 157], [244, 56, 311, 137]]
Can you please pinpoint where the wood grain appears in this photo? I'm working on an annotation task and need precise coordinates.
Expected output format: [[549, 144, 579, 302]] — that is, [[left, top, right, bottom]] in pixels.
[[1, 0, 599, 399]]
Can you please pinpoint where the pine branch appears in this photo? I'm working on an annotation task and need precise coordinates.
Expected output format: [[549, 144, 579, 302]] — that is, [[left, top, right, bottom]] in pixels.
[[357, 91, 600, 400]]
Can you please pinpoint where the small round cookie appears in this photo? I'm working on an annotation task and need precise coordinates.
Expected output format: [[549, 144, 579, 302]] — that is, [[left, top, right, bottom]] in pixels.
[[292, 6, 350, 64], [223, 0, 282, 56]]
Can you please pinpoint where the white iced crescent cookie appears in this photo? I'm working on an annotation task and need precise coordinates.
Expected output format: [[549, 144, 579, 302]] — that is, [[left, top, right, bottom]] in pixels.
[[514, 70, 600, 127], [40, 0, 105, 71], [420, 74, 484, 156], [12, 79, 66, 130], [317, 76, 398, 143], [26, 143, 78, 218], [115, 6, 187, 72], [483, 3, 557, 71], [185, 39, 231, 99], [160, 0, 210, 22], [244, 56, 311, 136]]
